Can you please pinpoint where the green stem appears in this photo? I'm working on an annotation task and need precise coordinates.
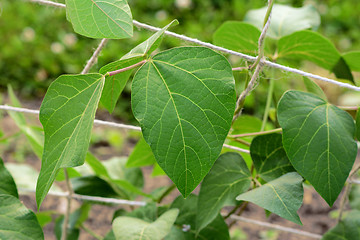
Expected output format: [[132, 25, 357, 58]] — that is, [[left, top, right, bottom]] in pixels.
[[261, 78, 275, 131], [106, 60, 147, 77], [157, 184, 176, 203], [61, 169, 73, 240], [80, 224, 103, 240]]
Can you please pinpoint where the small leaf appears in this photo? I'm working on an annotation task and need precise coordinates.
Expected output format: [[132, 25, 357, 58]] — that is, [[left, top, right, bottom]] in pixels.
[[0, 194, 44, 240], [99, 57, 144, 113], [36, 74, 105, 208], [303, 77, 327, 100], [85, 152, 110, 178], [126, 137, 156, 168], [244, 4, 320, 38], [250, 133, 295, 182], [65, 0, 133, 39], [237, 172, 304, 224], [356, 108, 360, 141], [36, 211, 54, 228], [72, 176, 118, 198], [131, 47, 236, 197], [197, 152, 251, 232], [343, 51, 360, 72], [277, 90, 357, 206], [122, 20, 179, 60], [213, 21, 261, 56], [0, 158, 18, 198], [113, 209, 179, 240], [322, 210, 360, 240]]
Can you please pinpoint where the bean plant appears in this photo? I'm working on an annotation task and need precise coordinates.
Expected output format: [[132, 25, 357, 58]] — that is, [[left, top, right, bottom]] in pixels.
[[1, 1, 360, 240]]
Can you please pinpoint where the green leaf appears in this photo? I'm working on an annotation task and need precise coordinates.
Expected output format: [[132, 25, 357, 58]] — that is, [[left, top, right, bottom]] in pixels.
[[331, 57, 354, 82], [0, 158, 18, 198], [151, 163, 166, 176], [350, 184, 360, 211], [303, 77, 327, 100], [244, 4, 320, 39], [113, 209, 179, 240], [250, 133, 295, 182], [55, 168, 82, 181], [36, 211, 54, 228], [167, 195, 230, 240], [322, 210, 360, 240], [131, 47, 236, 197], [72, 176, 118, 198], [0, 194, 44, 240], [36, 73, 105, 208], [237, 172, 304, 224], [197, 152, 251, 232], [278, 31, 340, 70], [7, 85, 44, 158], [277, 90, 357, 206], [343, 51, 360, 72], [356, 108, 360, 141], [126, 137, 156, 168], [85, 152, 110, 178], [65, 0, 133, 39], [213, 21, 261, 56], [122, 20, 178, 60], [99, 57, 144, 113]]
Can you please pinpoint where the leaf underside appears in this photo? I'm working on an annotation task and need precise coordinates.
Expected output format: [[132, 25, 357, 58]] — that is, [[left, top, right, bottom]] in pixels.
[[277, 90, 357, 206], [36, 74, 104, 208], [131, 47, 236, 197]]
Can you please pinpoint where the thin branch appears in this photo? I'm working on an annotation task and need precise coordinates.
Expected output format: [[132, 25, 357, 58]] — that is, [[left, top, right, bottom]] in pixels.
[[81, 38, 109, 74], [229, 128, 282, 138], [107, 60, 147, 76], [228, 215, 322, 239], [223, 144, 250, 154], [337, 182, 351, 223], [232, 67, 249, 71], [80, 224, 103, 240], [61, 169, 73, 240], [231, 138, 251, 147], [28, 0, 360, 92]]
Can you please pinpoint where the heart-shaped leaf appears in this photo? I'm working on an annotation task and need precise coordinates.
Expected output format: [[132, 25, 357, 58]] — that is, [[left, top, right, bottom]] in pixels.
[[0, 194, 44, 240], [131, 47, 236, 197], [113, 209, 179, 240], [277, 90, 357, 206], [65, 0, 133, 39], [250, 133, 295, 182], [197, 152, 251, 232], [244, 4, 320, 39], [237, 172, 304, 224], [36, 74, 104, 208]]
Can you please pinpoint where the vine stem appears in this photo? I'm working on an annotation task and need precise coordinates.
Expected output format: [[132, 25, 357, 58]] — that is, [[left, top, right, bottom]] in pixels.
[[81, 38, 109, 74], [107, 60, 147, 76], [233, 0, 274, 121], [261, 78, 275, 131], [80, 224, 103, 240], [61, 169, 73, 240]]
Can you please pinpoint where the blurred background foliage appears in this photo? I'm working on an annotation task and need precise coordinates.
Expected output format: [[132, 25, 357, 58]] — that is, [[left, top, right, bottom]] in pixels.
[[1, 0, 360, 122]]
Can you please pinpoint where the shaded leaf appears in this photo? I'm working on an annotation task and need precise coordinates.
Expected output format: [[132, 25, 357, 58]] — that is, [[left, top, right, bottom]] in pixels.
[[0, 158, 18, 198], [36, 74, 104, 208], [331, 57, 354, 82], [197, 152, 251, 232], [132, 47, 236, 197], [250, 133, 295, 182], [122, 20, 178, 60], [237, 172, 303, 224], [72, 176, 118, 198], [322, 210, 360, 240], [244, 4, 320, 38], [0, 194, 44, 240], [99, 57, 144, 113], [277, 90, 357, 206], [343, 51, 360, 72], [113, 209, 179, 240], [65, 0, 133, 39], [213, 21, 261, 56]]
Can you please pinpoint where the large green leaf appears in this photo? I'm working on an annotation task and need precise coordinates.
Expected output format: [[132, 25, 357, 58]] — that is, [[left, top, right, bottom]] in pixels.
[[0, 194, 44, 240], [196, 152, 251, 232], [36, 74, 105, 208], [121, 20, 178, 60], [213, 21, 261, 56], [237, 172, 304, 224], [99, 57, 144, 113], [277, 90, 357, 206], [132, 47, 236, 197], [250, 133, 295, 182], [322, 210, 360, 240], [65, 0, 133, 39], [167, 195, 230, 240], [244, 4, 320, 39], [112, 209, 179, 240], [278, 31, 353, 82], [0, 158, 18, 198], [343, 51, 360, 72]]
